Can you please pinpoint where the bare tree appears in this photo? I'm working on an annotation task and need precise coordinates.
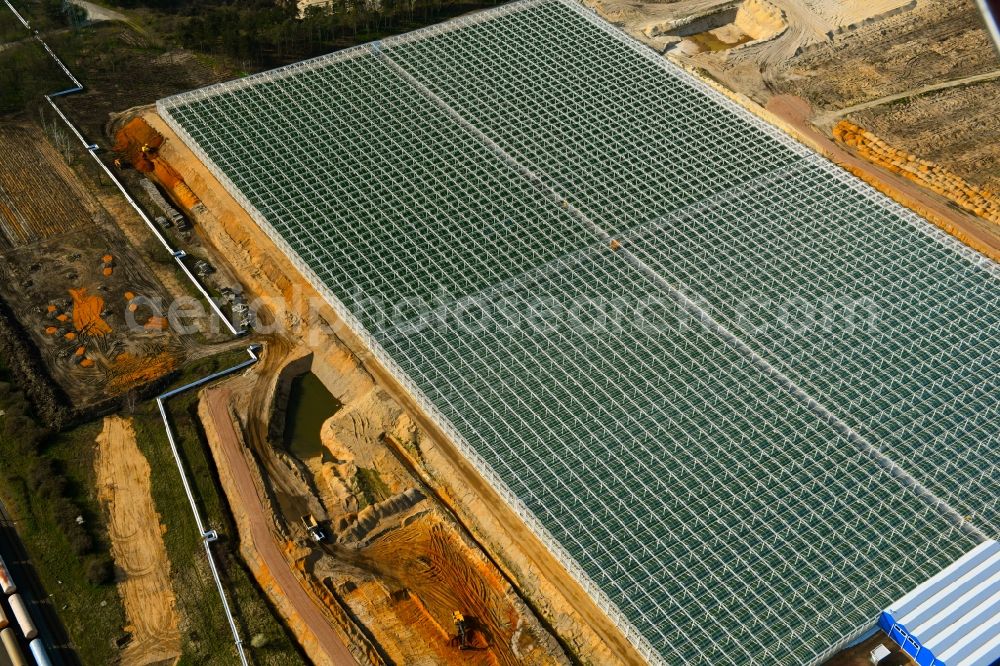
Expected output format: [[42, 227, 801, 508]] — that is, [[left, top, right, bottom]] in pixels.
[[39, 110, 76, 164]]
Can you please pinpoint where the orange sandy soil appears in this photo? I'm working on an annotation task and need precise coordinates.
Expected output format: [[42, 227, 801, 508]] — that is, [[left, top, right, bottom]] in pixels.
[[106, 351, 178, 393], [142, 107, 638, 665], [114, 117, 201, 210], [369, 363, 641, 665], [69, 286, 112, 336], [95, 416, 182, 665], [349, 512, 547, 666]]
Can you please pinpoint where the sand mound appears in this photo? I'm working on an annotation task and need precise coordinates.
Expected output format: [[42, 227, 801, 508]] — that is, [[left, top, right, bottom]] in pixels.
[[69, 287, 112, 336], [735, 0, 785, 41], [95, 416, 182, 665]]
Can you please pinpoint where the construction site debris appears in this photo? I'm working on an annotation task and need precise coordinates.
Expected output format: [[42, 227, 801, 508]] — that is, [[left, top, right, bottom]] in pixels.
[[194, 259, 214, 277], [140, 179, 189, 230]]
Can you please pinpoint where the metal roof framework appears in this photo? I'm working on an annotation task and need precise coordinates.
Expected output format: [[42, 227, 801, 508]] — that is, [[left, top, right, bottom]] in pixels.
[[383, 0, 1000, 531], [880, 540, 1000, 666], [157, 1, 999, 663]]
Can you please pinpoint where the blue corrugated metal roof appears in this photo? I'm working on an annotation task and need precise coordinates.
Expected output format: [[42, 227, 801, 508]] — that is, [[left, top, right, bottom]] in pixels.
[[880, 540, 1000, 666]]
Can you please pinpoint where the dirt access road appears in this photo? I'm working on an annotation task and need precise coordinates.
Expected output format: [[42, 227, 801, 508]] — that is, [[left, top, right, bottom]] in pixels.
[[201, 386, 357, 666], [815, 68, 1000, 126], [146, 106, 644, 664], [95, 416, 182, 665]]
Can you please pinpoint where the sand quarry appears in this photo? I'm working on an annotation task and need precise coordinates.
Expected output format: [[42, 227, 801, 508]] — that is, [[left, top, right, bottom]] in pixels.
[[197, 329, 578, 665], [95, 416, 182, 665]]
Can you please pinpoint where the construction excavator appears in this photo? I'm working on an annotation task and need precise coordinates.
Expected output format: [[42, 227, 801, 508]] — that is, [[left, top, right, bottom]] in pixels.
[[453, 611, 471, 650], [451, 611, 488, 651], [452, 611, 469, 650], [112, 117, 203, 211]]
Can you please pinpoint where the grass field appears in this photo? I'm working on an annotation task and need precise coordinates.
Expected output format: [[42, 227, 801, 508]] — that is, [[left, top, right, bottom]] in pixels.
[[0, 361, 126, 665], [130, 351, 305, 665], [0, 350, 304, 664], [0, 5, 25, 43], [0, 35, 73, 114]]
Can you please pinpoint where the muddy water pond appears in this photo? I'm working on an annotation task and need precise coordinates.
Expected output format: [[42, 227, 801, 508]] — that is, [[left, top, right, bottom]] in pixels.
[[283, 372, 341, 460]]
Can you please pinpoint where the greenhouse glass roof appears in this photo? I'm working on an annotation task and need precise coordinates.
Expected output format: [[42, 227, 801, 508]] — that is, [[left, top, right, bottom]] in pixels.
[[158, 1, 999, 663]]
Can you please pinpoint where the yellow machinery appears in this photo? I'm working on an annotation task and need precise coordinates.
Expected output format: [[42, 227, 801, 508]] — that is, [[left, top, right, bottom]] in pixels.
[[453, 611, 470, 650]]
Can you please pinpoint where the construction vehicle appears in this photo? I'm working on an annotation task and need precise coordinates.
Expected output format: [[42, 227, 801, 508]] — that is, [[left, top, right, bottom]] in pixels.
[[449, 610, 487, 651], [301, 514, 325, 542], [453, 611, 470, 650]]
